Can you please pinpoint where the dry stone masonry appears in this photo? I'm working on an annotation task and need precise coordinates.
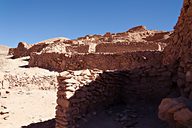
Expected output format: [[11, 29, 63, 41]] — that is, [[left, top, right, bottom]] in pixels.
[[56, 65, 177, 128], [159, 0, 192, 127], [29, 51, 162, 72], [9, 27, 171, 59]]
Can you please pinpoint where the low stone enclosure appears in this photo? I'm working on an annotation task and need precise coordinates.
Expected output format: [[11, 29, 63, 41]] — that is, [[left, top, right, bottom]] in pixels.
[[56, 64, 178, 128]]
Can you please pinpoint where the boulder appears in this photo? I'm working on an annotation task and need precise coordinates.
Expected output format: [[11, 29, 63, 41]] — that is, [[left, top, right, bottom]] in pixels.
[[159, 97, 192, 127]]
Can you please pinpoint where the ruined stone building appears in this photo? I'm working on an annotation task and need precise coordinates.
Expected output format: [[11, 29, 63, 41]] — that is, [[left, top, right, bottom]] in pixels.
[[8, 0, 192, 127]]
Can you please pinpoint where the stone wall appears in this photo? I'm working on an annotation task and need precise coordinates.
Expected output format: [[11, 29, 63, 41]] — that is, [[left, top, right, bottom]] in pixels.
[[56, 65, 176, 128], [174, 0, 192, 100], [121, 65, 176, 103], [159, 0, 192, 127], [56, 69, 118, 128], [143, 32, 171, 42], [95, 42, 165, 53], [29, 51, 162, 72], [66, 45, 89, 53]]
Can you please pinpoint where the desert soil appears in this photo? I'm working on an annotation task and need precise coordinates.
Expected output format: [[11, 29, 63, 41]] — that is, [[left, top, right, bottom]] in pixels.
[[0, 45, 57, 128]]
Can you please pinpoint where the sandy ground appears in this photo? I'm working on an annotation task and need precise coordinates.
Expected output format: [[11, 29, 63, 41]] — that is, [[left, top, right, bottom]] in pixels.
[[0, 89, 57, 128], [0, 46, 57, 128]]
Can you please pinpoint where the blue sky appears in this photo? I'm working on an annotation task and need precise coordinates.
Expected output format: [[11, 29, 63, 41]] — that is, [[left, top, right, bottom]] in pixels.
[[0, 0, 183, 47]]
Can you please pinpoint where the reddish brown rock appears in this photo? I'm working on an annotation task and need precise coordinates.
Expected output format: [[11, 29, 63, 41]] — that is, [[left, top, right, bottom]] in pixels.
[[11, 42, 31, 58], [163, 0, 192, 66], [174, 108, 192, 125], [127, 26, 147, 32], [159, 97, 192, 127], [104, 32, 112, 38], [158, 1, 192, 127], [9, 37, 69, 58]]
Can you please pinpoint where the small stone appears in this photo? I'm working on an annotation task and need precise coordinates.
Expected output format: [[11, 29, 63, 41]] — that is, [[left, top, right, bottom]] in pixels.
[[119, 115, 128, 121], [82, 69, 91, 76], [66, 86, 76, 92], [92, 111, 97, 115], [3, 115, 9, 120], [0, 111, 9, 115], [66, 91, 74, 99], [1, 105, 7, 109], [5, 91, 10, 94], [186, 71, 192, 82], [177, 79, 185, 88], [59, 71, 70, 76], [129, 114, 137, 118], [64, 78, 80, 84], [174, 108, 192, 124], [73, 71, 82, 76], [57, 98, 70, 108]]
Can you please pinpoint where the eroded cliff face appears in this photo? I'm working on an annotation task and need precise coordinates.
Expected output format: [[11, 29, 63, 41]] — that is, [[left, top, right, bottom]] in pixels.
[[159, 0, 192, 127]]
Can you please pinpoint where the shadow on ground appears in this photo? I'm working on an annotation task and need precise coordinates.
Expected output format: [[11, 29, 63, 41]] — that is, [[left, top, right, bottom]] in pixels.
[[21, 104, 168, 128], [21, 119, 55, 128]]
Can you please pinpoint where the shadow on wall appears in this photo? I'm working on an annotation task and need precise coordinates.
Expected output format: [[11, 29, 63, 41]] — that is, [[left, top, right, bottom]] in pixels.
[[56, 63, 180, 128]]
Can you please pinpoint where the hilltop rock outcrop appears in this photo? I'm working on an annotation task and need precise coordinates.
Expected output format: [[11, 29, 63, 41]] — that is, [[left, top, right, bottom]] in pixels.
[[127, 25, 147, 32], [9, 37, 69, 58]]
